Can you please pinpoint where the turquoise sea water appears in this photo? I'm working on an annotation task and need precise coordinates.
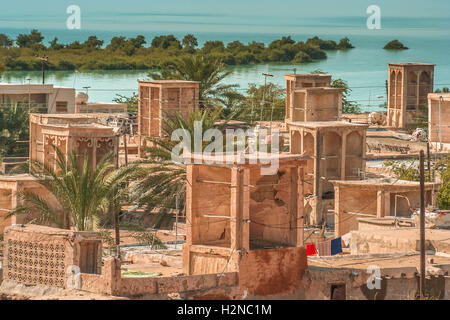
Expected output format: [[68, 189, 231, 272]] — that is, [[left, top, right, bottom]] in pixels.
[[1, 15, 449, 111]]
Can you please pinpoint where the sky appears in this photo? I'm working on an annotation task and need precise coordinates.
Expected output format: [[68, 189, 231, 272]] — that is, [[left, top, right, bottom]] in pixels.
[[1, 0, 449, 17], [1, 0, 449, 26], [0, 0, 449, 40]]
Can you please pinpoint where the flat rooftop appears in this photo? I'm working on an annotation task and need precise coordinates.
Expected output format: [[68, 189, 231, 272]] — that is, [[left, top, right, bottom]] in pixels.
[[288, 121, 369, 129], [5, 224, 101, 239], [285, 73, 331, 78], [183, 152, 311, 167], [428, 93, 450, 101], [0, 83, 73, 89], [309, 252, 450, 271], [330, 177, 440, 189], [138, 80, 200, 85], [0, 174, 36, 182], [41, 123, 113, 129], [389, 62, 435, 67], [294, 87, 343, 93]]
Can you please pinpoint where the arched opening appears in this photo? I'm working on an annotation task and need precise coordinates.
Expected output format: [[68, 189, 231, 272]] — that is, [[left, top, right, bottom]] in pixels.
[[304, 204, 313, 226], [407, 71, 418, 110], [389, 71, 396, 109], [395, 71, 403, 109], [322, 131, 341, 196], [345, 131, 363, 178], [303, 132, 314, 195], [291, 130, 301, 154], [419, 71, 431, 105]]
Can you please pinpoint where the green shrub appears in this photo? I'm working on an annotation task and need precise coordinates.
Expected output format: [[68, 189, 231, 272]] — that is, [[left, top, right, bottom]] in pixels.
[[384, 40, 408, 50]]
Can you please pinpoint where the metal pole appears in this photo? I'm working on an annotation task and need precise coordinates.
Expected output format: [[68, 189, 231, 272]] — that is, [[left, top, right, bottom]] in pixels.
[[42, 61, 45, 84], [27, 78, 31, 112], [394, 195, 398, 227], [419, 150, 426, 299], [260, 73, 273, 124], [175, 193, 179, 250], [438, 96, 443, 151], [114, 144, 121, 259], [426, 141, 431, 182], [260, 75, 267, 123], [123, 132, 128, 166]]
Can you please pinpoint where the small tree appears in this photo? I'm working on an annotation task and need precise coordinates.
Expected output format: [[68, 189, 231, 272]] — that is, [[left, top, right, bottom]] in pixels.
[[114, 93, 138, 113], [436, 157, 450, 210], [8, 148, 145, 232]]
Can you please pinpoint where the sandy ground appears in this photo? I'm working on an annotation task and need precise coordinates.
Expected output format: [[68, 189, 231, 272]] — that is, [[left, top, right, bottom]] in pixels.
[[0, 280, 124, 300], [121, 263, 182, 278]]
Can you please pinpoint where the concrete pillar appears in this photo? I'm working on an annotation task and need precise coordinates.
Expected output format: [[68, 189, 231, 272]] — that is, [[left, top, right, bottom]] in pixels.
[[416, 71, 420, 108], [290, 92, 295, 122], [159, 87, 164, 138], [10, 182, 19, 225], [384, 192, 391, 216], [334, 186, 341, 238], [103, 257, 122, 296], [242, 169, 250, 252], [341, 132, 347, 180], [300, 128, 304, 153], [314, 130, 322, 224], [185, 165, 198, 245], [297, 167, 305, 247], [230, 168, 243, 251], [377, 190, 385, 218]]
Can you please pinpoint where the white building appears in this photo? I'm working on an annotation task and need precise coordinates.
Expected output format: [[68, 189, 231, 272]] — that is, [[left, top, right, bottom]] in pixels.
[[0, 83, 75, 113]]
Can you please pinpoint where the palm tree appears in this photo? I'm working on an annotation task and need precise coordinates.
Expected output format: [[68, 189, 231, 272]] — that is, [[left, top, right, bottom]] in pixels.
[[133, 107, 233, 225], [0, 100, 31, 158], [149, 55, 240, 109], [8, 148, 145, 233]]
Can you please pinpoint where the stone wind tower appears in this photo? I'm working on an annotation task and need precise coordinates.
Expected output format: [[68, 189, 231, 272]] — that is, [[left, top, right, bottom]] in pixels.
[[387, 63, 435, 128], [286, 74, 368, 226]]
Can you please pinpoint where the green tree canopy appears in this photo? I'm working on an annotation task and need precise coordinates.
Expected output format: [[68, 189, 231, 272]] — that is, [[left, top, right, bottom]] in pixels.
[[149, 55, 238, 109], [16, 29, 44, 48]]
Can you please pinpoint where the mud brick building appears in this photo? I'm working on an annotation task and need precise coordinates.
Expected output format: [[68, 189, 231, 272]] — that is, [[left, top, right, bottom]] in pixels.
[[137, 80, 200, 155], [3, 225, 102, 288], [387, 63, 435, 128], [289, 121, 368, 226], [428, 93, 450, 151], [182, 153, 309, 278], [332, 178, 440, 237], [29, 114, 119, 171]]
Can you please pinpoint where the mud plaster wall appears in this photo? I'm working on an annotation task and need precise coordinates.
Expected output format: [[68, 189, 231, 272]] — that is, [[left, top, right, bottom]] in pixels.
[[238, 247, 307, 296], [249, 167, 296, 247], [78, 257, 239, 299], [119, 272, 238, 298], [299, 267, 423, 300], [185, 246, 238, 275], [0, 180, 60, 233], [429, 98, 450, 143], [4, 226, 102, 289], [192, 166, 231, 246], [0, 188, 12, 233], [350, 231, 431, 255]]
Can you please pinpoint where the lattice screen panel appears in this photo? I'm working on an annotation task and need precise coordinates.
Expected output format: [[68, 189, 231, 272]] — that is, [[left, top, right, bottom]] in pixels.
[[6, 239, 66, 288]]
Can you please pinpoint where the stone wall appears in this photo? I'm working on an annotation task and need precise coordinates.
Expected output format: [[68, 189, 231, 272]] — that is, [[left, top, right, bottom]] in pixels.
[[78, 257, 239, 299], [298, 264, 450, 300], [238, 247, 307, 297], [3, 225, 102, 289]]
